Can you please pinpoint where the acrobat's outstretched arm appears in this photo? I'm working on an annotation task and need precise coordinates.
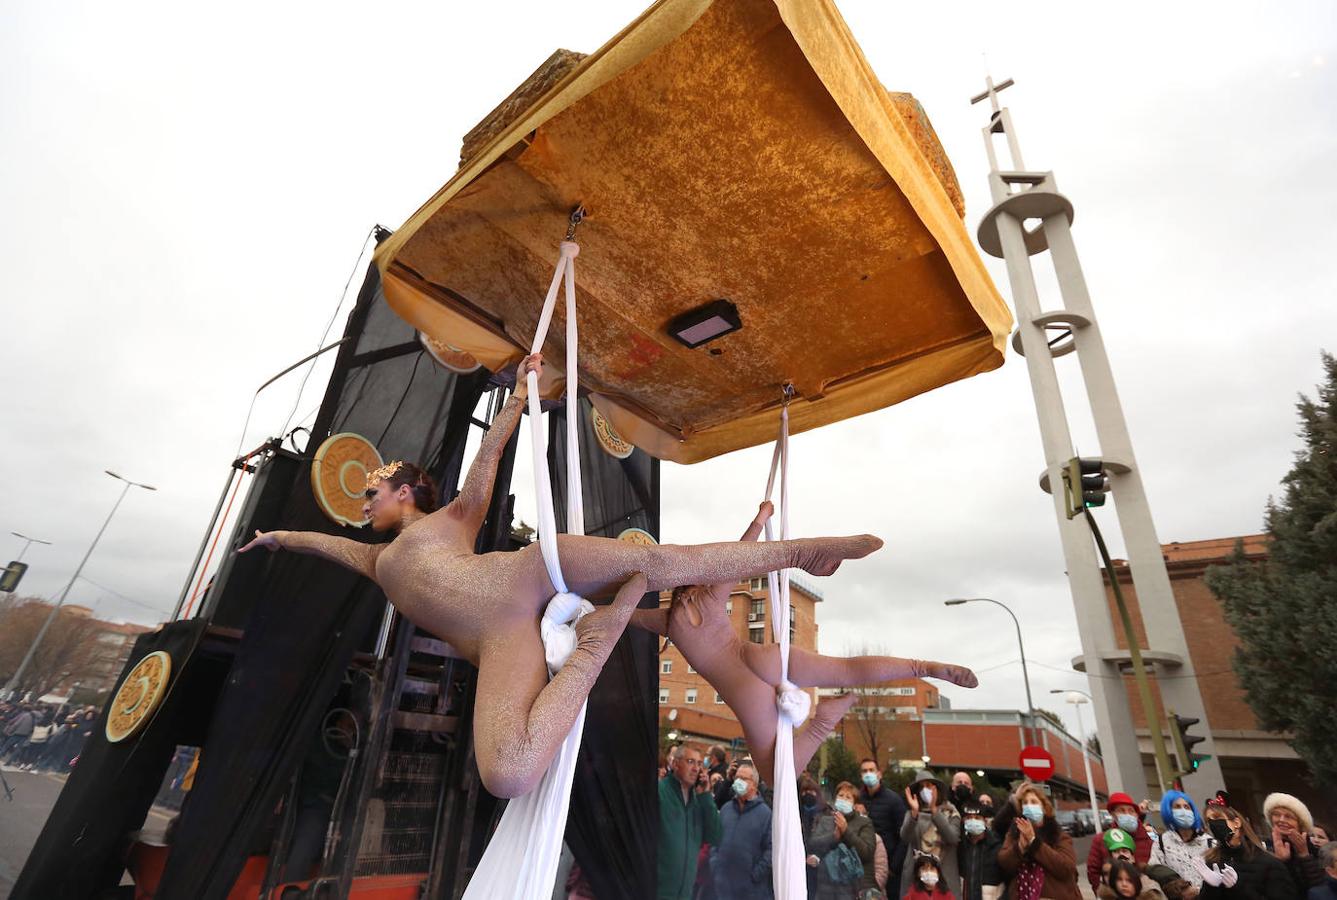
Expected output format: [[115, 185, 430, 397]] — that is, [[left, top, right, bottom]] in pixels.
[[238, 529, 382, 581], [450, 354, 541, 528]]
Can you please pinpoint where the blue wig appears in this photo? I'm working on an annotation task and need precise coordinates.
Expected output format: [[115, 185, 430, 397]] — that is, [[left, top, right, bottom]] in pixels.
[[1160, 790, 1202, 831]]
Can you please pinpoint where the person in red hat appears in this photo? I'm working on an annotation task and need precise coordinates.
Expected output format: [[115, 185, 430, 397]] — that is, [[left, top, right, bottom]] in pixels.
[[1088, 793, 1155, 892]]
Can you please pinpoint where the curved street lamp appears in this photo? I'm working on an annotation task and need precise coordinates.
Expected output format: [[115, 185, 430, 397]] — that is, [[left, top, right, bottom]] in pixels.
[[3, 471, 156, 696], [945, 597, 1037, 742], [1052, 687, 1103, 832]]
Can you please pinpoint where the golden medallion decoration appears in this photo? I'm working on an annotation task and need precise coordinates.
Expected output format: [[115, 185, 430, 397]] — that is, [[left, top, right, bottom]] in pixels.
[[311, 432, 384, 527], [591, 406, 634, 459], [106, 650, 172, 743], [617, 527, 657, 545], [419, 332, 481, 374]]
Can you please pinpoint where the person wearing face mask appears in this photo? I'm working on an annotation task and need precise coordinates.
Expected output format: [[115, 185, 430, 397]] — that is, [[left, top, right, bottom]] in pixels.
[[1088, 793, 1155, 892], [1100, 829, 1168, 900], [859, 759, 909, 885], [799, 773, 829, 898], [1306, 842, 1337, 900], [899, 772, 962, 897], [959, 804, 1004, 900], [1196, 802, 1294, 900], [712, 761, 773, 900], [1263, 793, 1325, 900], [997, 784, 1081, 900], [1150, 791, 1214, 895], [808, 781, 878, 899], [905, 854, 957, 900], [951, 774, 976, 813]]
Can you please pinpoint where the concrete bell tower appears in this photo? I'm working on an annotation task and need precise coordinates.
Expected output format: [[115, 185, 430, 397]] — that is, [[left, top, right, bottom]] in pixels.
[[972, 77, 1225, 798]]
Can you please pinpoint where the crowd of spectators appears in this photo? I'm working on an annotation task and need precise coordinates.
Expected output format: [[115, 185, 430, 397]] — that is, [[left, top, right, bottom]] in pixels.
[[0, 699, 99, 774], [650, 747, 1335, 900]]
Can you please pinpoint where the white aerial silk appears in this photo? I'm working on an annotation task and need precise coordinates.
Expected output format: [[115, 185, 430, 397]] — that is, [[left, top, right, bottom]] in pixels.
[[462, 240, 590, 900], [763, 401, 810, 900]]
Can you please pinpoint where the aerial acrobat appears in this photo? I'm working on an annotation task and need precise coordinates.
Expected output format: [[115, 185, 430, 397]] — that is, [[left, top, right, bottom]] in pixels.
[[240, 354, 883, 799], [633, 502, 978, 788]]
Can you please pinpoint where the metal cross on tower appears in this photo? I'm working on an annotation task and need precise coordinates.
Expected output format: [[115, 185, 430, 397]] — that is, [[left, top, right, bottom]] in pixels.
[[972, 78, 1225, 797]]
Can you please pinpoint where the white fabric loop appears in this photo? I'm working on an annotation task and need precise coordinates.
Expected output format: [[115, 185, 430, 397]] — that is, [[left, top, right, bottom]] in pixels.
[[776, 681, 811, 725], [541, 593, 595, 674]]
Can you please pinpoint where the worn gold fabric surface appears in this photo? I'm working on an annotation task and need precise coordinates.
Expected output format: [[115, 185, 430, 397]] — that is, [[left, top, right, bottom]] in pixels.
[[374, 0, 1012, 463]]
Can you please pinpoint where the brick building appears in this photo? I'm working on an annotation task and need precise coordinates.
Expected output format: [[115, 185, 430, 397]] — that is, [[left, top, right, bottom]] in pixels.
[[658, 575, 822, 751], [1101, 534, 1333, 824], [47, 604, 153, 701]]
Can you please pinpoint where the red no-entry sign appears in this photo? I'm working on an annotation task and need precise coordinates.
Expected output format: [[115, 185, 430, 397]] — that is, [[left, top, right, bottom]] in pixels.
[[1019, 746, 1056, 782]]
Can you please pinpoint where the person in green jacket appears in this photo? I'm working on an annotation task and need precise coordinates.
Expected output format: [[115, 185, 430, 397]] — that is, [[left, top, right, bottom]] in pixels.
[[659, 745, 724, 900]]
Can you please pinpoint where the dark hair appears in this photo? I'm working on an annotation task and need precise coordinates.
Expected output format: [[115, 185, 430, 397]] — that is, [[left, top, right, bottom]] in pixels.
[[860, 758, 878, 767], [914, 854, 944, 890], [375, 462, 439, 513], [1107, 861, 1141, 898]]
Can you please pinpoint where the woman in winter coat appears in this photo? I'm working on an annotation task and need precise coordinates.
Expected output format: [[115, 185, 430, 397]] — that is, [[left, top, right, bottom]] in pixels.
[[996, 783, 1081, 900], [808, 780, 878, 899], [1151, 790, 1215, 891], [900, 771, 962, 897], [1263, 793, 1326, 900], [1196, 802, 1295, 900]]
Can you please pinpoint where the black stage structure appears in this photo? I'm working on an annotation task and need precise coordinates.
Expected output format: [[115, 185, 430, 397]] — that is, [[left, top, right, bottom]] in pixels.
[[14, 232, 660, 899]]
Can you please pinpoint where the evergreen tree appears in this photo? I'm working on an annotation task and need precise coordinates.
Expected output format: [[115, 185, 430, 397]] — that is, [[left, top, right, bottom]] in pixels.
[[1205, 352, 1337, 789]]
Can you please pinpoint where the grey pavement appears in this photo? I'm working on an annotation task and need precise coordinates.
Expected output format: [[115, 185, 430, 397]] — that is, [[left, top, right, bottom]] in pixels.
[[0, 766, 173, 900]]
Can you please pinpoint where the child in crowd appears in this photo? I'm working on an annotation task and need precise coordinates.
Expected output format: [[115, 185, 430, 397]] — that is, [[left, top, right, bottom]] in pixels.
[[905, 854, 957, 900]]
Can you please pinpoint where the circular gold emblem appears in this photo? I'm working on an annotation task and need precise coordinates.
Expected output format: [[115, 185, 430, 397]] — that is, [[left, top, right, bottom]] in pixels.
[[311, 433, 384, 527], [591, 407, 634, 459], [419, 332, 481, 373], [617, 527, 657, 545], [106, 651, 171, 743]]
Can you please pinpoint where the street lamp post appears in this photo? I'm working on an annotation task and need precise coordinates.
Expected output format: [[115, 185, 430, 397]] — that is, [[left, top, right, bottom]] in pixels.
[[1053, 688, 1103, 833], [11, 532, 53, 563], [946, 598, 1037, 743], [3, 471, 156, 696]]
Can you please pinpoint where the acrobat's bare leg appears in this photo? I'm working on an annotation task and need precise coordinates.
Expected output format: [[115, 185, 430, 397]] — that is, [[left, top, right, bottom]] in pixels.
[[472, 574, 645, 799], [548, 533, 882, 598], [739, 644, 978, 689], [629, 607, 669, 636], [791, 693, 858, 774]]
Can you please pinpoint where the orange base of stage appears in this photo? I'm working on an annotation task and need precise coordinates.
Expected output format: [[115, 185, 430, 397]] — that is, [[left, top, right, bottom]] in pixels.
[[127, 842, 424, 900]]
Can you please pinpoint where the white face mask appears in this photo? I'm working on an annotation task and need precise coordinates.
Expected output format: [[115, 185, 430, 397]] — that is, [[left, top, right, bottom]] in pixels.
[[922, 872, 940, 887], [920, 787, 935, 805], [834, 798, 854, 815]]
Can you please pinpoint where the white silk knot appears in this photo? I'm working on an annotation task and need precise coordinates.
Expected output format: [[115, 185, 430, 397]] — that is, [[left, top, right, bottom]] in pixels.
[[541, 591, 594, 674], [776, 682, 811, 725], [560, 240, 580, 259]]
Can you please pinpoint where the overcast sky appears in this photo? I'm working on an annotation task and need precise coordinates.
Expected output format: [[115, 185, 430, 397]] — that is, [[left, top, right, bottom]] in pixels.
[[2, 1, 1334, 739]]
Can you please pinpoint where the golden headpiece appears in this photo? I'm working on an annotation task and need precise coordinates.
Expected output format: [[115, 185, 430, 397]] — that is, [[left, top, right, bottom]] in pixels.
[[364, 460, 404, 490]]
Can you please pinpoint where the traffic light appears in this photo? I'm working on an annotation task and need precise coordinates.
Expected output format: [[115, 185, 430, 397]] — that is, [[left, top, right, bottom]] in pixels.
[[1063, 457, 1110, 518], [0, 561, 28, 593], [1168, 711, 1211, 775]]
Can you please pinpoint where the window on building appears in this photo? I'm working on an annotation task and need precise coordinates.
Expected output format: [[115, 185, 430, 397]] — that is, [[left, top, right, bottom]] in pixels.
[[661, 660, 672, 674], [714, 692, 724, 704], [748, 629, 764, 644], [658, 688, 669, 705], [750, 599, 765, 619], [685, 689, 697, 704], [749, 576, 766, 591], [725, 600, 733, 614], [789, 604, 798, 643]]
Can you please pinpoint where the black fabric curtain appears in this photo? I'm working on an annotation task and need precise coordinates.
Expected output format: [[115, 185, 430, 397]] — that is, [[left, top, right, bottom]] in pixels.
[[11, 619, 215, 899], [154, 255, 491, 899], [550, 398, 660, 899]]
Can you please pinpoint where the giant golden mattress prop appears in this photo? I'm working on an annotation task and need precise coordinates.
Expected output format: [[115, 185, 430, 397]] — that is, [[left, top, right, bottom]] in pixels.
[[375, 0, 1012, 464]]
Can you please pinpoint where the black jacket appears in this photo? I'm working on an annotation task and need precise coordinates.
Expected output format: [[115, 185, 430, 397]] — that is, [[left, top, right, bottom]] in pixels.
[[1262, 839, 1325, 900], [858, 784, 907, 853], [1198, 847, 1296, 900], [960, 829, 1005, 900]]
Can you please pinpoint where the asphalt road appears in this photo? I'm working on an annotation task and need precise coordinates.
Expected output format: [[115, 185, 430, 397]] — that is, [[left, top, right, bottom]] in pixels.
[[0, 766, 173, 900]]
